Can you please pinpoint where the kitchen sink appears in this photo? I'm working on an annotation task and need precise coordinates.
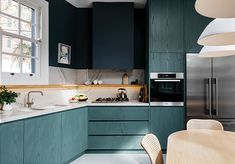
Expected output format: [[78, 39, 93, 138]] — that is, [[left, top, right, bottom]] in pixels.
[[15, 104, 69, 113], [31, 104, 68, 110]]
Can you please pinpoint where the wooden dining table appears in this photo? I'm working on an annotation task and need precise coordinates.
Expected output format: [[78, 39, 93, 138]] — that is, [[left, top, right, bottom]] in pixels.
[[166, 129, 235, 164]]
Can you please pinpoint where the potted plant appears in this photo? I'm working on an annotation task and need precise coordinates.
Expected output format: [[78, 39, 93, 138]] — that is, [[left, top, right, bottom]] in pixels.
[[0, 86, 18, 111]]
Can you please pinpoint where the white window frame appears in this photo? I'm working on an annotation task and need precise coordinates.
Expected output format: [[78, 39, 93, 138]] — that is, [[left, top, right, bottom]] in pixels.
[[0, 0, 49, 85]]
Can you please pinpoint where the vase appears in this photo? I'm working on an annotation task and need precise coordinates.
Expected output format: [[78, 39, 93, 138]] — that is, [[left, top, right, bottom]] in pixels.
[[3, 103, 13, 111]]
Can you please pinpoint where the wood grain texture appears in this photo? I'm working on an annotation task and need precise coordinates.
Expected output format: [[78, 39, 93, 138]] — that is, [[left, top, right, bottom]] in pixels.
[[88, 107, 149, 121], [4, 84, 142, 90], [93, 2, 134, 69], [150, 52, 185, 72], [88, 136, 144, 150], [150, 107, 185, 150], [62, 107, 88, 163], [0, 121, 23, 164], [24, 113, 62, 164], [167, 130, 235, 164], [89, 121, 149, 135], [150, 0, 184, 52]]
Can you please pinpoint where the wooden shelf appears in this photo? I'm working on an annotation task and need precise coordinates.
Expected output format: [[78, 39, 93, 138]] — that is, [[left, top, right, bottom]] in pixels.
[[2, 84, 143, 90], [78, 84, 142, 88]]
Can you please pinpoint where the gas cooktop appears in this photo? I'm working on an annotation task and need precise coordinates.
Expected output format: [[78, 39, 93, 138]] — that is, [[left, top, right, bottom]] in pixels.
[[92, 97, 129, 103]]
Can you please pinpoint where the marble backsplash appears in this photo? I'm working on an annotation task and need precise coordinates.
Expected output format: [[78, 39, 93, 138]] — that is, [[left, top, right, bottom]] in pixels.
[[14, 86, 141, 108], [12, 67, 144, 107], [49, 66, 145, 85]]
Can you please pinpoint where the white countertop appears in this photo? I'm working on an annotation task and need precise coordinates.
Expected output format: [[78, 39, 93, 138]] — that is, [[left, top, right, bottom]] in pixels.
[[0, 101, 149, 124]]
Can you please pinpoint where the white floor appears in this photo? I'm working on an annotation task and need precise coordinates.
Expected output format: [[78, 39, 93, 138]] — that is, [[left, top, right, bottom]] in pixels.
[[71, 153, 166, 164]]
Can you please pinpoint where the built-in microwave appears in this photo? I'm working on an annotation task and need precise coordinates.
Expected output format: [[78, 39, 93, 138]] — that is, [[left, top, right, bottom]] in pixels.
[[150, 72, 184, 106]]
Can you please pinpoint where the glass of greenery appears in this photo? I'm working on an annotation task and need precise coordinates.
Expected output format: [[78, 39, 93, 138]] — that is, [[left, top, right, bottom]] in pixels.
[[0, 86, 18, 111]]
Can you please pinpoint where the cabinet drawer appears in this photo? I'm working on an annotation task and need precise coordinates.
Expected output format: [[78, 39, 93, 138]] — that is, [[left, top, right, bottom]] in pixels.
[[89, 121, 149, 135], [88, 136, 143, 150], [88, 106, 149, 120]]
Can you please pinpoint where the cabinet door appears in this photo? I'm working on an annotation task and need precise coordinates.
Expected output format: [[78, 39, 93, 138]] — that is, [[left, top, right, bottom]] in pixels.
[[150, 52, 185, 72], [92, 3, 134, 69], [184, 0, 212, 53], [150, 107, 185, 150], [62, 108, 88, 163], [150, 0, 184, 52], [0, 121, 23, 164], [24, 113, 62, 164]]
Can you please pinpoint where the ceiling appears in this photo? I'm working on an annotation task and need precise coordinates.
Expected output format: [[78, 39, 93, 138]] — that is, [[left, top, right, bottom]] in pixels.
[[65, 0, 147, 8]]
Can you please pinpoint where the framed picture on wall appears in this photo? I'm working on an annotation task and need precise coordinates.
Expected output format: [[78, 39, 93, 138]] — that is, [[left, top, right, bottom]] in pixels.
[[58, 43, 71, 65]]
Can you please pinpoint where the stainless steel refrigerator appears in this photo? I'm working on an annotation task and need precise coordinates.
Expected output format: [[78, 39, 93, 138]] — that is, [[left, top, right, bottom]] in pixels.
[[187, 53, 235, 131]]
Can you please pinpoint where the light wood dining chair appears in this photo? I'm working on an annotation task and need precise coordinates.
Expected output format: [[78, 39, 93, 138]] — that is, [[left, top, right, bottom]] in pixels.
[[187, 119, 224, 130], [141, 134, 163, 164]]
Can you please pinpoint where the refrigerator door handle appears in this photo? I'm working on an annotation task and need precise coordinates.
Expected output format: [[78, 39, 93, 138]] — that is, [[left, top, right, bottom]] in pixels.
[[206, 78, 212, 116], [215, 78, 219, 116], [212, 78, 219, 116]]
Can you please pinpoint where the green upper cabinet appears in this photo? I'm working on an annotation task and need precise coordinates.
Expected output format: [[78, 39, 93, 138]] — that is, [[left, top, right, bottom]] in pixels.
[[184, 0, 212, 53], [150, 107, 185, 150], [150, 52, 185, 72], [62, 107, 88, 163], [24, 113, 62, 164], [92, 2, 134, 69], [149, 0, 184, 52], [0, 121, 23, 164]]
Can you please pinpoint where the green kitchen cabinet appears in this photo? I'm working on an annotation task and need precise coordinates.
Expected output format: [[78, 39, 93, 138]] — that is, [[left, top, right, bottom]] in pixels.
[[62, 107, 88, 163], [150, 107, 185, 150], [184, 0, 212, 53], [88, 106, 149, 121], [88, 106, 149, 150], [89, 121, 148, 135], [149, 0, 184, 52], [150, 52, 185, 72], [0, 121, 23, 164], [88, 136, 144, 150], [24, 113, 62, 164]]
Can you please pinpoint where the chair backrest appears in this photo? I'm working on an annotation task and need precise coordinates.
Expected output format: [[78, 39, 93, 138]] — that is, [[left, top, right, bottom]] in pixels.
[[187, 119, 224, 131], [141, 134, 163, 164]]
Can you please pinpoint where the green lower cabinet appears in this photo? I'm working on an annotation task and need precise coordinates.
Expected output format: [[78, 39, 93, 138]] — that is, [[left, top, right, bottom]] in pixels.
[[62, 107, 88, 163], [150, 107, 185, 150], [150, 52, 185, 72], [88, 136, 143, 150], [88, 106, 149, 121], [89, 121, 148, 135], [88, 106, 149, 151], [24, 113, 62, 164], [0, 121, 23, 164]]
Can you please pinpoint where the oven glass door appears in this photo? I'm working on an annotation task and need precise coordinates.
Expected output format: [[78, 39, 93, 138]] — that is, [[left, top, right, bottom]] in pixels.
[[150, 79, 184, 103]]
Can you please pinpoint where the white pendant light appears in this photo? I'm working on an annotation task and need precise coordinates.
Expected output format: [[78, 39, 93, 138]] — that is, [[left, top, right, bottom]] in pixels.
[[195, 0, 235, 18], [199, 45, 235, 58], [198, 18, 235, 46]]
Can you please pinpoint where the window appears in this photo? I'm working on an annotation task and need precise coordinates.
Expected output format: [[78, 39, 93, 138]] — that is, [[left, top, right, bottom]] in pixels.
[[0, 0, 48, 85]]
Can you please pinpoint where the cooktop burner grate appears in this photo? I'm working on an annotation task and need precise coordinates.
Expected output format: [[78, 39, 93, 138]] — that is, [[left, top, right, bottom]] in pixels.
[[92, 97, 129, 103]]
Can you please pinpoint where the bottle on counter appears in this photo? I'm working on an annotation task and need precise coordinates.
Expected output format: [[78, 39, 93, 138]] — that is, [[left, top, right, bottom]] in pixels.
[[122, 73, 129, 85]]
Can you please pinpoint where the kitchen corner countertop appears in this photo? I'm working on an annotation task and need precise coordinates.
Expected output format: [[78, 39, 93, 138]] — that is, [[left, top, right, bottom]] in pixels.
[[0, 101, 149, 124]]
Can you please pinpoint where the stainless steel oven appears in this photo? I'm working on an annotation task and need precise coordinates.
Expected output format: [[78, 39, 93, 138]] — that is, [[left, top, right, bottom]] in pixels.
[[150, 72, 184, 106]]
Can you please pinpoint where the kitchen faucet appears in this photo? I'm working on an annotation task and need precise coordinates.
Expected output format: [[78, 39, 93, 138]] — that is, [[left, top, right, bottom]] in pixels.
[[26, 91, 44, 108]]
